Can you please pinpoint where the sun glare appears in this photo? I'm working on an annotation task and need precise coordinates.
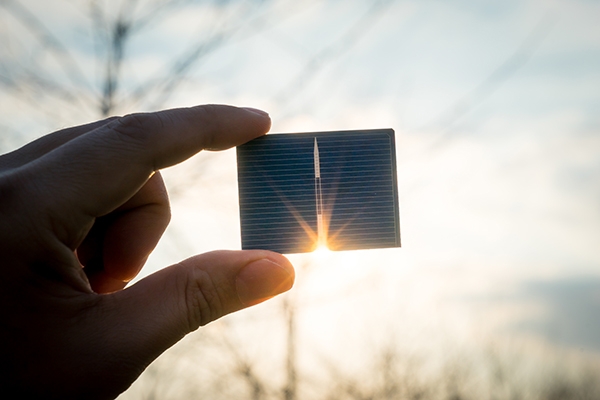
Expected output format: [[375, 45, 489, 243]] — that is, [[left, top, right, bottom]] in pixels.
[[314, 242, 330, 253], [310, 240, 333, 263]]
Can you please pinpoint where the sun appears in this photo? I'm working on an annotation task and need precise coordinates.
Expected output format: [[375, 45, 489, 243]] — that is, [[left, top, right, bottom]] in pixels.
[[310, 238, 333, 263], [314, 242, 330, 254]]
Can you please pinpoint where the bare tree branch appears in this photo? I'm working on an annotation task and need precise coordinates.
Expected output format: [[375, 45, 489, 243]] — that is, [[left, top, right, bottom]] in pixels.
[[273, 0, 396, 114], [282, 297, 297, 400], [124, 0, 274, 110], [1, 0, 93, 96]]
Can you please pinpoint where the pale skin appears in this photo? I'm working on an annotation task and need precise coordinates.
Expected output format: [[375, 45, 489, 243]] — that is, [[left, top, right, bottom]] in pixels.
[[0, 105, 295, 399]]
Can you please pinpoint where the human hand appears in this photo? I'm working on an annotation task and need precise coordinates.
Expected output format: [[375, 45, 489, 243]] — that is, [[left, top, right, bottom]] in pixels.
[[0, 105, 295, 399]]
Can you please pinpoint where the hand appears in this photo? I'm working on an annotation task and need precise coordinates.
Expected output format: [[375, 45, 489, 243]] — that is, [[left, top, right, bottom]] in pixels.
[[0, 105, 295, 399]]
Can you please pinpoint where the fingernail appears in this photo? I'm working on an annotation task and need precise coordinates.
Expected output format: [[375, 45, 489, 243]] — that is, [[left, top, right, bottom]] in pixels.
[[236, 257, 294, 306], [242, 107, 269, 117]]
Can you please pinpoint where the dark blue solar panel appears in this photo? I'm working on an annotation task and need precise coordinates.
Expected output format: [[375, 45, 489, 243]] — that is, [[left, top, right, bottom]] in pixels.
[[237, 129, 400, 254]]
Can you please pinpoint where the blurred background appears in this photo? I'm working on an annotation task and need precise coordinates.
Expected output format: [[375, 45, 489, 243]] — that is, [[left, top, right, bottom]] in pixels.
[[1, 0, 599, 398]]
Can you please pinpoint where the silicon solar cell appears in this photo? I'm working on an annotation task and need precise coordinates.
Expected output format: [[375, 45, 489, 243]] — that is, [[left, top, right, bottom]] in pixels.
[[237, 129, 400, 254]]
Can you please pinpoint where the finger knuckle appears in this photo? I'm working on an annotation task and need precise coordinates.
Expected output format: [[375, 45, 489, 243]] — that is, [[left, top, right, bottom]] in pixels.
[[180, 265, 224, 331], [192, 104, 222, 150], [110, 113, 164, 149]]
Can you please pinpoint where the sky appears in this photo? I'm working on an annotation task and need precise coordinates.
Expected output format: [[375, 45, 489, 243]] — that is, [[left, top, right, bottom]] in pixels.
[[1, 0, 600, 394]]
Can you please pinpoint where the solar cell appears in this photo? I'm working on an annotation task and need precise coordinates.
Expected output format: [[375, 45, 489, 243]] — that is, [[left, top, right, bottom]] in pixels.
[[237, 129, 400, 254]]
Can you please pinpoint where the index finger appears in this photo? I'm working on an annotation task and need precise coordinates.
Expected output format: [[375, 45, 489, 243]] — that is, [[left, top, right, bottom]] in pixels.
[[15, 105, 270, 248], [0, 117, 118, 170]]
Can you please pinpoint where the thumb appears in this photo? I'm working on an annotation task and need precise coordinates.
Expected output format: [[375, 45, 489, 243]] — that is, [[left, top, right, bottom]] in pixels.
[[102, 250, 294, 372]]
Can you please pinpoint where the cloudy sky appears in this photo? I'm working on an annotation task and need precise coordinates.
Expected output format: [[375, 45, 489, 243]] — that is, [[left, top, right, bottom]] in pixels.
[[1, 0, 600, 387]]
